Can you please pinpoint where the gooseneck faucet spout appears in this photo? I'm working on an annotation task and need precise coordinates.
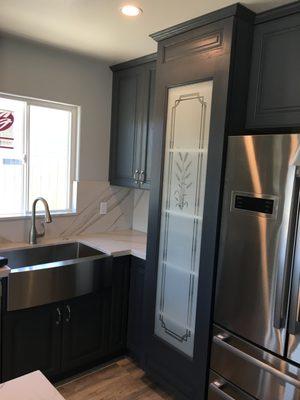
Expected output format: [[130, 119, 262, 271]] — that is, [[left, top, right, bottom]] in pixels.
[[29, 197, 52, 245]]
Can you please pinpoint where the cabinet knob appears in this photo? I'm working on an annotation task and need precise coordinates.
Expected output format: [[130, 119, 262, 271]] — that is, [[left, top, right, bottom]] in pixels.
[[133, 169, 140, 184]]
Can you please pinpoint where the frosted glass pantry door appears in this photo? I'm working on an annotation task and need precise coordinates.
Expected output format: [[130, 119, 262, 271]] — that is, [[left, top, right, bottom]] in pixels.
[[155, 80, 213, 357]]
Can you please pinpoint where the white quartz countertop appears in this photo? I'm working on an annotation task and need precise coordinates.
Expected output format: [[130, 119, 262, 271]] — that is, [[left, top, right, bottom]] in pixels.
[[77, 230, 147, 259], [0, 370, 65, 400], [0, 266, 11, 279], [0, 229, 147, 277]]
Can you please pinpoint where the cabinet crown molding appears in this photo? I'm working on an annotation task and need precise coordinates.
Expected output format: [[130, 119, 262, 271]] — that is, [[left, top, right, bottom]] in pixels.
[[149, 3, 255, 42], [110, 53, 157, 72], [255, 1, 300, 25]]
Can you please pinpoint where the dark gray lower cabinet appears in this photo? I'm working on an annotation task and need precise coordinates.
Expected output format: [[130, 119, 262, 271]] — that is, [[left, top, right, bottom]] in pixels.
[[2, 303, 61, 381], [110, 256, 130, 353], [1, 257, 130, 382], [61, 292, 112, 373], [127, 256, 146, 364]]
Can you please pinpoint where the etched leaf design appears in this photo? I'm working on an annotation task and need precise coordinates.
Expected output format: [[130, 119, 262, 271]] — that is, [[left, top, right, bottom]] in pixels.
[[176, 161, 183, 173], [174, 152, 193, 210]]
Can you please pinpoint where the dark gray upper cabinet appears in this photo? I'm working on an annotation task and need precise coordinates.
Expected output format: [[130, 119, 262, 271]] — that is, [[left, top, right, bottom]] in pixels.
[[109, 55, 156, 189], [140, 65, 156, 189], [247, 8, 300, 129]]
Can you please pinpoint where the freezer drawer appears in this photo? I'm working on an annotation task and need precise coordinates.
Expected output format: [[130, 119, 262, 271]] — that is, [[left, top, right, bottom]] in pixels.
[[211, 325, 300, 400], [209, 371, 255, 400]]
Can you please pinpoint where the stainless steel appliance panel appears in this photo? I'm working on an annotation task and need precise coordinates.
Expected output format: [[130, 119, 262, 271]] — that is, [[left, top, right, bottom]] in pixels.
[[211, 325, 300, 400], [7, 253, 112, 311], [214, 134, 300, 355], [208, 371, 255, 400]]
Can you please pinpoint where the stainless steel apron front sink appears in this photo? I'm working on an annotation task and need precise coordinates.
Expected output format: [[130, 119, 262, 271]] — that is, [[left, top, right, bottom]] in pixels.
[[1, 242, 112, 311]]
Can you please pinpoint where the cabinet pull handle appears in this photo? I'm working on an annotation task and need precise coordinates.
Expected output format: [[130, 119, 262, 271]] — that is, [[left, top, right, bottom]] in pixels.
[[139, 170, 145, 184], [66, 305, 71, 322], [133, 169, 140, 184], [56, 307, 62, 325]]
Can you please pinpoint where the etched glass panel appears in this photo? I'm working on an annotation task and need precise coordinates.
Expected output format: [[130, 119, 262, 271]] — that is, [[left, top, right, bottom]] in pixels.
[[155, 80, 213, 357]]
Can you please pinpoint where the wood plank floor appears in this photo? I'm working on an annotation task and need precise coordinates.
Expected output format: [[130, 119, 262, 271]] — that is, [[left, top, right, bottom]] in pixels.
[[57, 358, 175, 400]]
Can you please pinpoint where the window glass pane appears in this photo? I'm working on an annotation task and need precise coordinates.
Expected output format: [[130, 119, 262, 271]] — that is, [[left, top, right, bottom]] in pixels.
[[29, 105, 72, 212], [0, 97, 25, 216]]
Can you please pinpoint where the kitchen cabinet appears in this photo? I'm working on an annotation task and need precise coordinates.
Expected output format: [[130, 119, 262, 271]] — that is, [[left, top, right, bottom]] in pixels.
[[2, 294, 111, 382], [143, 4, 255, 399], [109, 256, 130, 353], [1, 257, 130, 382], [246, 10, 300, 129], [2, 302, 61, 381], [109, 55, 156, 189], [127, 257, 146, 364], [61, 292, 111, 373]]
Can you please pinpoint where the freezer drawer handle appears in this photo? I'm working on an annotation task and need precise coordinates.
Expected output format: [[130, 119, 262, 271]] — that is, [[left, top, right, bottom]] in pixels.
[[210, 380, 236, 400], [214, 334, 300, 388]]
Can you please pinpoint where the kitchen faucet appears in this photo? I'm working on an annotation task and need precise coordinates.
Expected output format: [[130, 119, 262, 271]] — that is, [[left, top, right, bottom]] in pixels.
[[29, 197, 52, 245]]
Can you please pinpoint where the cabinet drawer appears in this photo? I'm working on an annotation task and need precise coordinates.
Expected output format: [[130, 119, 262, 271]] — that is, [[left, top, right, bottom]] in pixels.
[[208, 371, 254, 400], [211, 325, 300, 400]]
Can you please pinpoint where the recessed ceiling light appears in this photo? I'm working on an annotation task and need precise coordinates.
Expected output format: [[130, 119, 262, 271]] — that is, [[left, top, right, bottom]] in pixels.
[[120, 5, 142, 17]]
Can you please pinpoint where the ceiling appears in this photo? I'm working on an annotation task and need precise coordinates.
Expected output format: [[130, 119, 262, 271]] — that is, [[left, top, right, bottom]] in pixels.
[[0, 0, 295, 64]]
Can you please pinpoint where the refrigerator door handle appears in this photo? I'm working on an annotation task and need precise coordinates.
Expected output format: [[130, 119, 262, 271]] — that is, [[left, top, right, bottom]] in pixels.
[[288, 189, 300, 336], [209, 380, 237, 400], [273, 260, 290, 329], [213, 333, 300, 388], [274, 174, 300, 329], [289, 286, 300, 335]]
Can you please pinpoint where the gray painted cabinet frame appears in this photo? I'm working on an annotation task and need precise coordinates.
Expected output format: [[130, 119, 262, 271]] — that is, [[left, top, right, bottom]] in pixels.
[[109, 56, 156, 189]]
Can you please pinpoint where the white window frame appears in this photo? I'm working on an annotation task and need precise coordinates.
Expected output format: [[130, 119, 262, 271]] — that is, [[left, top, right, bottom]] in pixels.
[[0, 92, 80, 219]]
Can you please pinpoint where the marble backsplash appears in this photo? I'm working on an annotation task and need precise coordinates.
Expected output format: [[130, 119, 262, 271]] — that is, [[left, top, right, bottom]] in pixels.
[[0, 181, 137, 244], [132, 189, 149, 233]]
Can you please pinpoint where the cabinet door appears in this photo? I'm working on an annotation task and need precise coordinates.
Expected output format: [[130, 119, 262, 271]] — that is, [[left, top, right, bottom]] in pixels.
[[109, 65, 145, 188], [140, 63, 156, 190], [61, 292, 111, 373], [246, 13, 300, 129], [109, 256, 130, 353], [127, 257, 146, 363], [2, 304, 62, 381]]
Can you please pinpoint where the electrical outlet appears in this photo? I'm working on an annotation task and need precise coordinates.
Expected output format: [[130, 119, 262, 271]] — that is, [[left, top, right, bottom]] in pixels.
[[99, 202, 107, 215]]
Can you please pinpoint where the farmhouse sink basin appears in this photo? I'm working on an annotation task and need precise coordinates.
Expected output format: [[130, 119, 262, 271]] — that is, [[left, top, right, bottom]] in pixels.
[[1, 242, 104, 270], [1, 242, 112, 311]]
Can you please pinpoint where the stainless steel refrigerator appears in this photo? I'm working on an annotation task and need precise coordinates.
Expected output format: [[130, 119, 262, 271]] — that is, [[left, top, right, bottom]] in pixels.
[[210, 134, 300, 400]]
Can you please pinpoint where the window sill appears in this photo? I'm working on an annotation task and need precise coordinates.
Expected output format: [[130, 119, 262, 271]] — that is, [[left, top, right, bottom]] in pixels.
[[0, 211, 78, 222]]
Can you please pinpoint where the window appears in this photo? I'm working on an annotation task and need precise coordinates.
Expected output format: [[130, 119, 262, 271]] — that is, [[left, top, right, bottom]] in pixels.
[[0, 94, 79, 217]]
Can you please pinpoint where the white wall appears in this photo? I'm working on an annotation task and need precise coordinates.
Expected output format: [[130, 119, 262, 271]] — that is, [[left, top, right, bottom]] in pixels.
[[0, 35, 149, 244], [0, 34, 112, 181]]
